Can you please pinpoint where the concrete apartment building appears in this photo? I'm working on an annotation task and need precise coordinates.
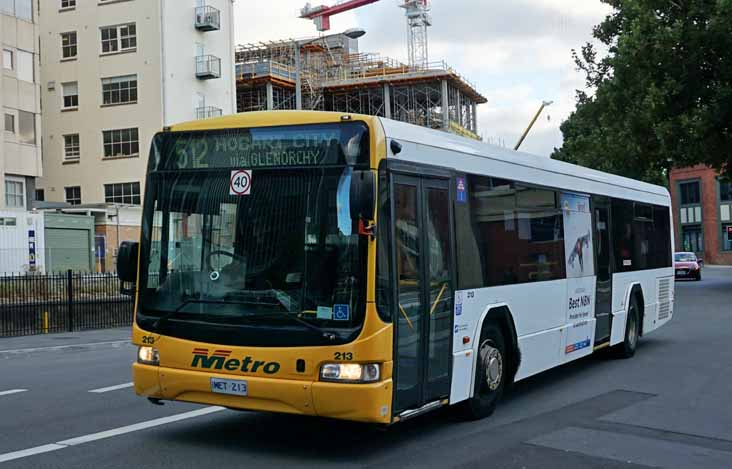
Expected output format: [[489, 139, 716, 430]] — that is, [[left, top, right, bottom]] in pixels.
[[37, 0, 236, 271], [2, 0, 42, 212], [669, 165, 732, 265]]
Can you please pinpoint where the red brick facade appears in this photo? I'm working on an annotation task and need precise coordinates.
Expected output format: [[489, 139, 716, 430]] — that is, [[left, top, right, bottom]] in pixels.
[[669, 165, 732, 265]]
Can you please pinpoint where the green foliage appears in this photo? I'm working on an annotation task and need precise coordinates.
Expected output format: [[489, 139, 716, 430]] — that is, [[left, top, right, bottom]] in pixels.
[[553, 0, 732, 185]]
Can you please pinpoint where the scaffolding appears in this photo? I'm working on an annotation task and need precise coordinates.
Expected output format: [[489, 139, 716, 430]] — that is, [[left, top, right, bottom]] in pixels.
[[235, 34, 486, 138]]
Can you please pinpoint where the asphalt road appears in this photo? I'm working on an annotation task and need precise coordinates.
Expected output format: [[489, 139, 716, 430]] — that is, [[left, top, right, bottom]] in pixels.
[[1, 267, 731, 468]]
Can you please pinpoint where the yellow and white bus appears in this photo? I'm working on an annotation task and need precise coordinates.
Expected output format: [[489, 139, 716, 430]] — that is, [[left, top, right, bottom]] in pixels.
[[119, 111, 674, 424]]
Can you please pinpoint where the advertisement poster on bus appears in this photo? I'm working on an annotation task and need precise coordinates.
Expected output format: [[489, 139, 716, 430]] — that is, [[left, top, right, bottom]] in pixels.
[[561, 192, 596, 362]]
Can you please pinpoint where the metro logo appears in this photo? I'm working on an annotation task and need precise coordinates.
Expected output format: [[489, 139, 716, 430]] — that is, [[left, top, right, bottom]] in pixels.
[[191, 348, 281, 374]]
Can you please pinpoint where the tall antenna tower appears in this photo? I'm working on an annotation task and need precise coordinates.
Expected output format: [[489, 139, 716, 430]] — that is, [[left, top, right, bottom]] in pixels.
[[400, 0, 432, 68]]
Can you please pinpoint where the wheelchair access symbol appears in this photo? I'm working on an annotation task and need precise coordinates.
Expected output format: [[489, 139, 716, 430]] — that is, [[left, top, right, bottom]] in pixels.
[[333, 304, 350, 321]]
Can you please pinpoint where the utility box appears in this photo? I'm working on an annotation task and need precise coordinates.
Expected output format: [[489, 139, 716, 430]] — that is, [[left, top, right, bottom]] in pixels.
[[0, 211, 46, 274]]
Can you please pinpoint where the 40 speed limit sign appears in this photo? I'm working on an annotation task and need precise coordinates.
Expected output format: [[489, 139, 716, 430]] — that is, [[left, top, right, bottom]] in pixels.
[[230, 170, 252, 196]]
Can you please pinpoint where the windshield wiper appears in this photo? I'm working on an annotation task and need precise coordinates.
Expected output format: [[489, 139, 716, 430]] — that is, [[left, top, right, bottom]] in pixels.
[[152, 298, 261, 329], [242, 312, 338, 341], [152, 298, 201, 329], [151, 299, 337, 341]]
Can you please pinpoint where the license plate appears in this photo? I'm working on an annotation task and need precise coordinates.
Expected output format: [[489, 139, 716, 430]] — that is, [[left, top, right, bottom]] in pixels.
[[210, 377, 248, 396], [676, 270, 685, 275]]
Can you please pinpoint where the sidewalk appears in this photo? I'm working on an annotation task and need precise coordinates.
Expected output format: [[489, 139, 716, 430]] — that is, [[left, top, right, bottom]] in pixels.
[[0, 327, 131, 355]]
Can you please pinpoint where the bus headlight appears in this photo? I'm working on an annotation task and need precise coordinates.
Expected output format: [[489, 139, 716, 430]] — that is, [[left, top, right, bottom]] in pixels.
[[137, 346, 160, 366], [320, 363, 380, 383]]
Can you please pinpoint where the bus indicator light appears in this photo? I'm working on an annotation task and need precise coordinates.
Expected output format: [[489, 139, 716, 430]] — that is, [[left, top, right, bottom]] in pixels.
[[456, 177, 467, 203]]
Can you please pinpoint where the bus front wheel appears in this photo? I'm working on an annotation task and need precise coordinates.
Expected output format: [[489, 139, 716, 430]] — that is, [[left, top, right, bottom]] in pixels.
[[459, 323, 507, 420]]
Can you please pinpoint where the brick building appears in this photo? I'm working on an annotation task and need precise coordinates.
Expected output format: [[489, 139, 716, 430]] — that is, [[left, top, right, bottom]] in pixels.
[[669, 166, 732, 265]]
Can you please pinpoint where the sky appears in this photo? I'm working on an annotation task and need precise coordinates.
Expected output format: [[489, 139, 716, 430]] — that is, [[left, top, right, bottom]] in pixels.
[[233, 0, 613, 157]]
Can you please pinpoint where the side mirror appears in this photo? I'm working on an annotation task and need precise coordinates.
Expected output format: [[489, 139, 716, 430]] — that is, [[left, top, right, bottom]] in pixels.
[[117, 241, 139, 284], [350, 170, 375, 221]]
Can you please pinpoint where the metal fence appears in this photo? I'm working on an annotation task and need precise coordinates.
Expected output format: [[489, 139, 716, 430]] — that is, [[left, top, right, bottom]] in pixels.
[[0, 271, 133, 338]]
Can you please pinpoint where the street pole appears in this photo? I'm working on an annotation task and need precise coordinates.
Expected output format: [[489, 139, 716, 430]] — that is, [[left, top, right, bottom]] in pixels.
[[295, 42, 302, 110], [115, 205, 121, 257], [514, 100, 553, 151]]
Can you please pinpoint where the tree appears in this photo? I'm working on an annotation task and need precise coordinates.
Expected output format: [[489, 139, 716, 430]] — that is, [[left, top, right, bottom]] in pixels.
[[553, 0, 732, 185]]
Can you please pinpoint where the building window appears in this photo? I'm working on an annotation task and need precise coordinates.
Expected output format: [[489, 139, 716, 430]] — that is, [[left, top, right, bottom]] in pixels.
[[104, 182, 141, 205], [720, 180, 732, 203], [62, 82, 79, 109], [2, 0, 32, 20], [103, 128, 139, 158], [679, 181, 700, 205], [64, 134, 80, 160], [61, 31, 77, 59], [17, 111, 35, 144], [723, 224, 732, 251], [3, 49, 13, 70], [65, 186, 81, 205], [35, 189, 45, 202], [60, 0, 76, 9], [16, 50, 33, 82], [681, 225, 703, 253], [101, 75, 137, 105], [4, 178, 25, 208], [4, 114, 14, 132], [100, 23, 136, 54]]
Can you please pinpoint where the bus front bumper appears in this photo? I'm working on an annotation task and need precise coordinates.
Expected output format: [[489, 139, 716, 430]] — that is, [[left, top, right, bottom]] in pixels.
[[133, 363, 393, 424]]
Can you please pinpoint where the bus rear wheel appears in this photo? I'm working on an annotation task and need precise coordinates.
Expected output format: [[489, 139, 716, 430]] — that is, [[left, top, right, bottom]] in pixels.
[[459, 323, 507, 420], [613, 296, 640, 359]]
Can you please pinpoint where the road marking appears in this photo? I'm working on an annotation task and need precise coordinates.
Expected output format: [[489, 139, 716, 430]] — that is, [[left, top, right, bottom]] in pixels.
[[0, 340, 130, 355], [0, 389, 28, 397], [0, 444, 66, 463], [88, 382, 134, 394], [0, 406, 225, 464]]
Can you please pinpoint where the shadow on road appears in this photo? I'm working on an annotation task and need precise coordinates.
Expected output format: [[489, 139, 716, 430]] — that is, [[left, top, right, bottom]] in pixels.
[[156, 338, 669, 463]]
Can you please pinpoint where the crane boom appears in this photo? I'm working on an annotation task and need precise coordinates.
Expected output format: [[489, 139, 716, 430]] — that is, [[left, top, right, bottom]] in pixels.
[[300, 0, 381, 32]]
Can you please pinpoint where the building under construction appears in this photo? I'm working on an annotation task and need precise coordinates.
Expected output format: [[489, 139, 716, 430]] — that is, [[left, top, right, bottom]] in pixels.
[[235, 34, 487, 139]]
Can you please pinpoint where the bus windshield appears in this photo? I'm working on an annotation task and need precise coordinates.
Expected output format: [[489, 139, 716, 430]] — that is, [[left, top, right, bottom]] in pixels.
[[137, 122, 370, 347]]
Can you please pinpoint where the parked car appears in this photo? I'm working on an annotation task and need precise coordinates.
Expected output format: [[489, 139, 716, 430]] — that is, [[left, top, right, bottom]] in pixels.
[[674, 252, 702, 280]]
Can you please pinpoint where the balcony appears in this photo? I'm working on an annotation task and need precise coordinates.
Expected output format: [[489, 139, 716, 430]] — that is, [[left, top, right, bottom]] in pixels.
[[195, 5, 221, 32], [196, 55, 221, 80], [196, 106, 223, 119]]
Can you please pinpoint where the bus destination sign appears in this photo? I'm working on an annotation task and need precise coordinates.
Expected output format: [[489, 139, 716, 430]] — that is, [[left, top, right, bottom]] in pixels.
[[162, 127, 346, 170]]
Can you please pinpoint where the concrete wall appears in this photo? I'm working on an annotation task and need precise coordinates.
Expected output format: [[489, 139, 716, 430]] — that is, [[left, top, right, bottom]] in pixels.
[[37, 0, 236, 206], [37, 0, 165, 205], [161, 0, 236, 123], [2, 5, 43, 211]]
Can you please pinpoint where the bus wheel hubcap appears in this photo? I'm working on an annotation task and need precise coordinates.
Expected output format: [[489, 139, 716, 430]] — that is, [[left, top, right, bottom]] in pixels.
[[628, 312, 637, 348], [480, 342, 503, 392]]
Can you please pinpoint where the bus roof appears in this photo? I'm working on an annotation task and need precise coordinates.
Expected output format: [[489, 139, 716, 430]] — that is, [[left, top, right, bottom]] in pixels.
[[167, 110, 379, 133], [378, 117, 671, 206]]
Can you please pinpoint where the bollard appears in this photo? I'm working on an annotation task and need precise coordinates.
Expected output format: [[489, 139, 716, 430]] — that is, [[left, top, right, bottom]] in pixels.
[[43, 311, 49, 334]]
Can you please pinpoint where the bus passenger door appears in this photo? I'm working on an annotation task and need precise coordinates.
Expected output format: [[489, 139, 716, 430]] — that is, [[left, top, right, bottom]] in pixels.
[[593, 197, 613, 343], [392, 175, 454, 414]]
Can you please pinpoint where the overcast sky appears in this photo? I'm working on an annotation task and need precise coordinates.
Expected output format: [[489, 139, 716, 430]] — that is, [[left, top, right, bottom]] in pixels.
[[233, 0, 612, 157]]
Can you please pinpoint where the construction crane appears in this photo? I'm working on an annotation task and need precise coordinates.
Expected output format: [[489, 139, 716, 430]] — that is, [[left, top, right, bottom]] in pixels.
[[400, 0, 431, 68], [300, 0, 381, 32], [301, 1, 433, 68]]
